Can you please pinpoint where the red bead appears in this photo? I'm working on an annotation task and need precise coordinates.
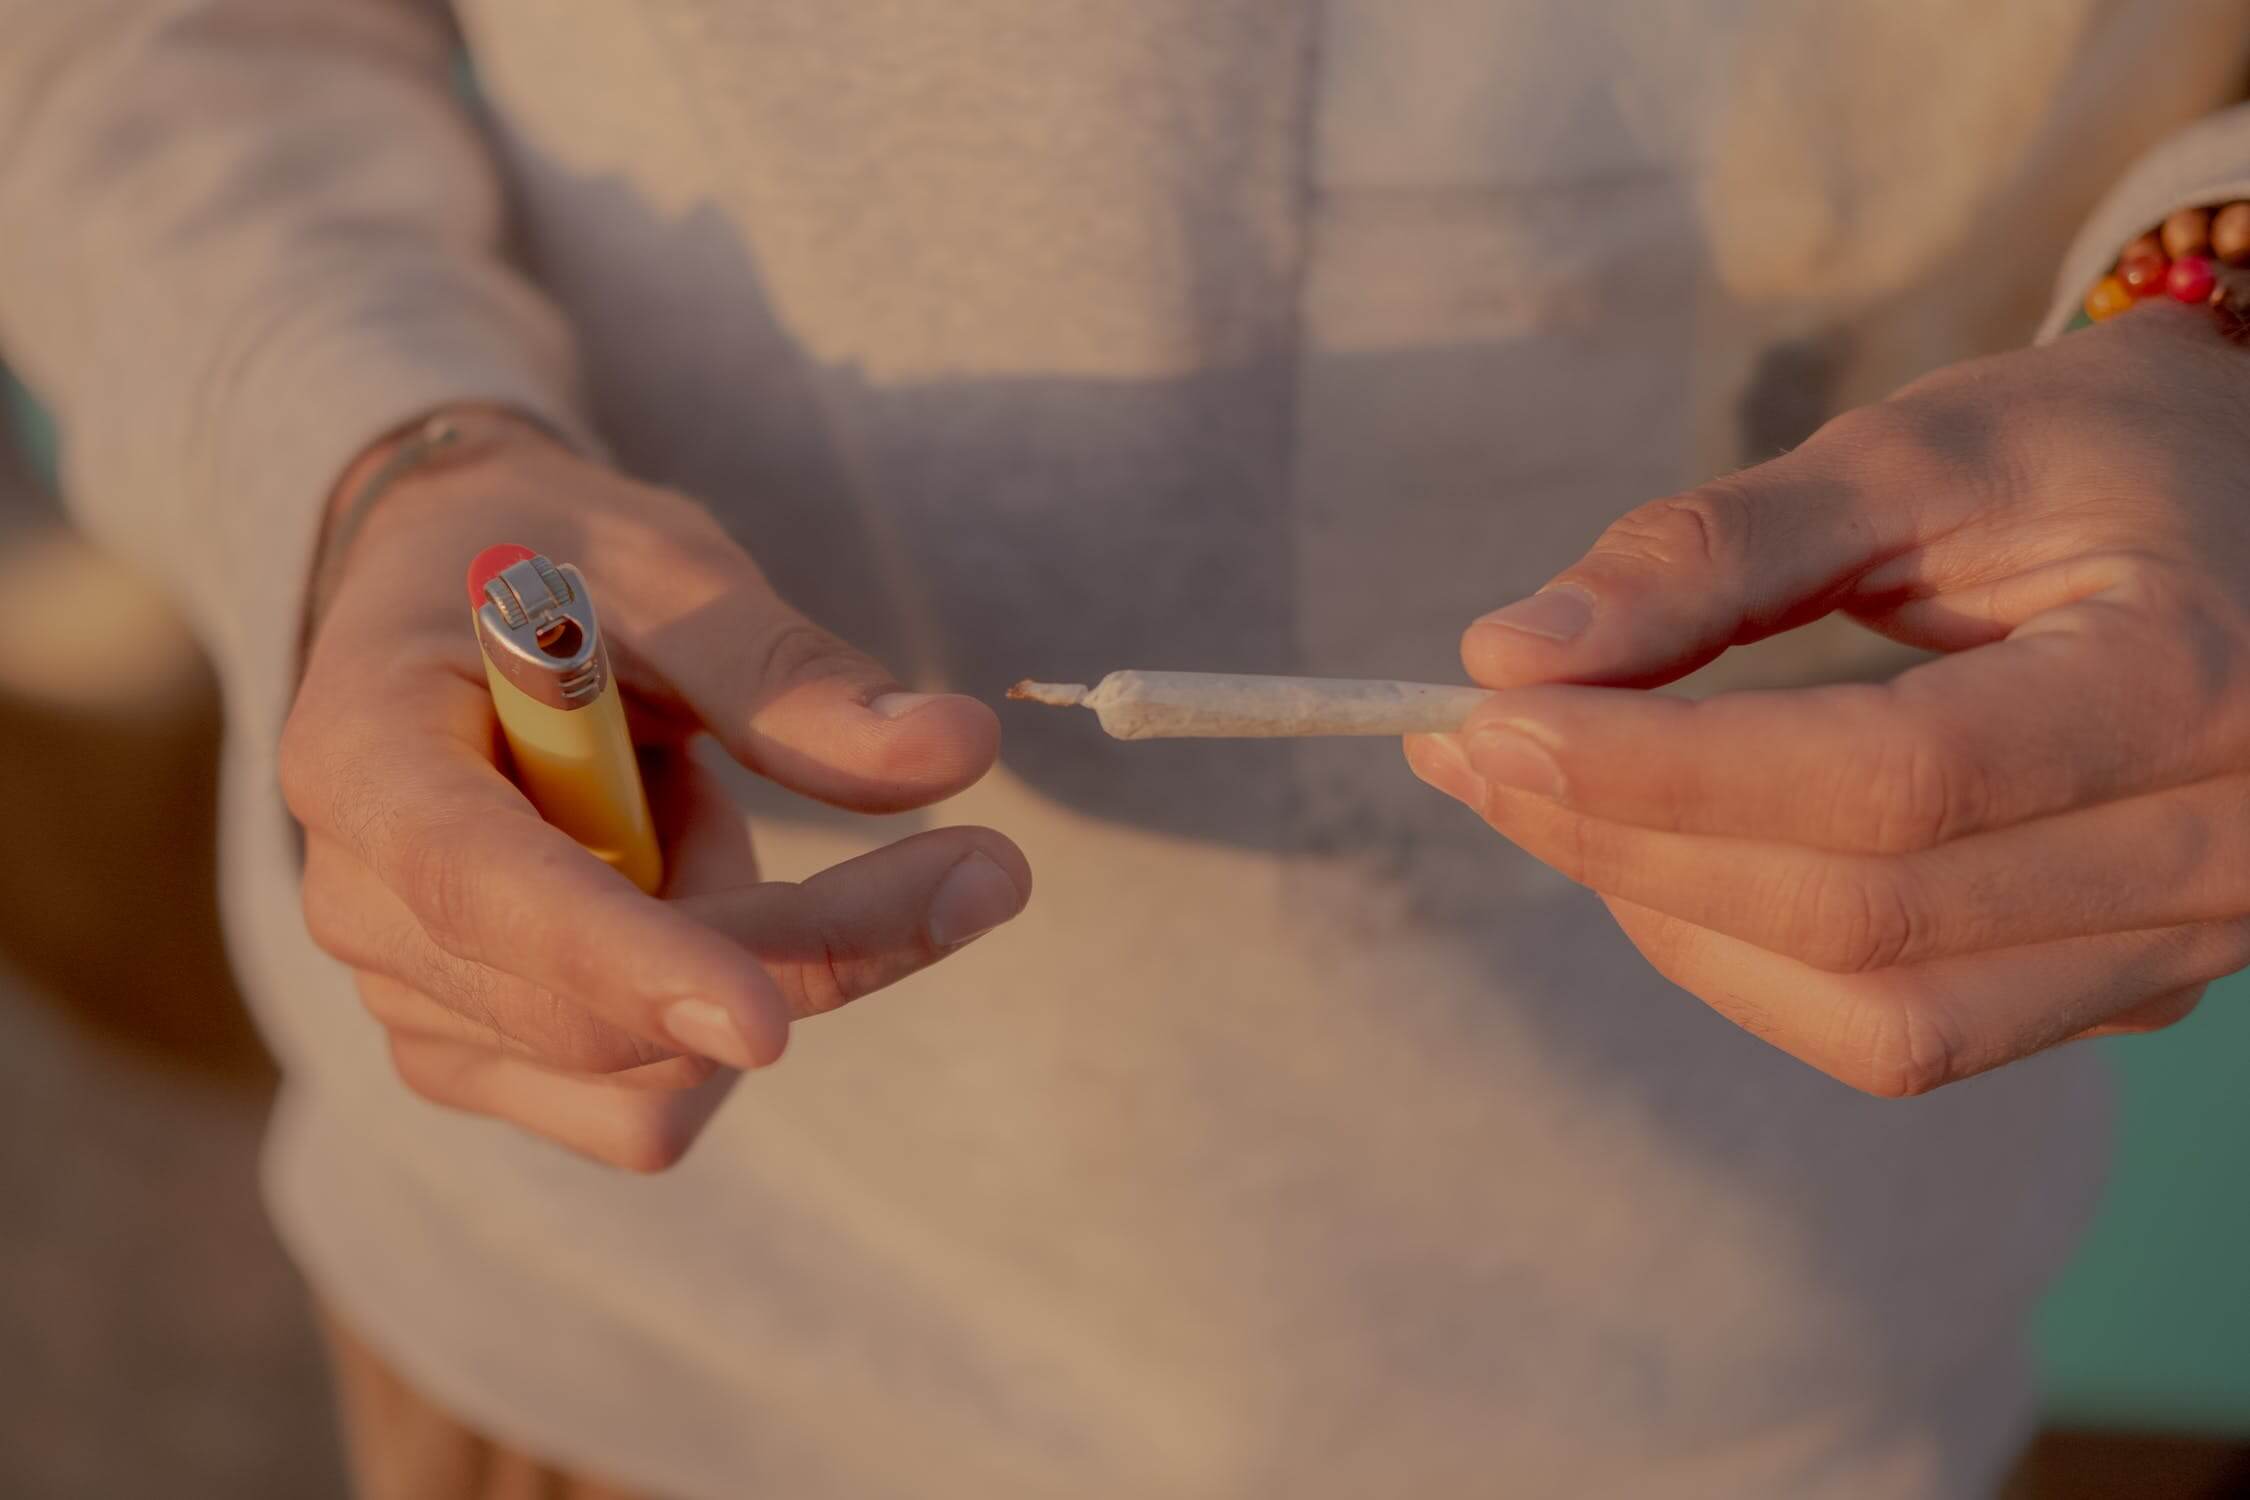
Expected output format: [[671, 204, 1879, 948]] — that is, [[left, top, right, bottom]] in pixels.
[[2119, 251, 2170, 297], [2168, 254, 2215, 304]]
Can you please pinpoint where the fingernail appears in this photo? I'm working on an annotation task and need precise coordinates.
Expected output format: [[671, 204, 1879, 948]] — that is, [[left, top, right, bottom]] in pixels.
[[1473, 587, 1593, 643], [1468, 721, 1566, 799], [661, 998, 759, 1069], [927, 851, 1024, 948], [1407, 734, 1487, 807], [870, 691, 943, 720]]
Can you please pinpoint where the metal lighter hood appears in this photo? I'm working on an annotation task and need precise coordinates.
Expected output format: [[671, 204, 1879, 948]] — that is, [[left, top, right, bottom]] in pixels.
[[472, 555, 609, 709]]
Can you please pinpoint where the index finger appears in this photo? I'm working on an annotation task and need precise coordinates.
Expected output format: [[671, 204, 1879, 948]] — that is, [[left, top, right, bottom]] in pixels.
[[282, 656, 792, 1069], [1442, 585, 2241, 853]]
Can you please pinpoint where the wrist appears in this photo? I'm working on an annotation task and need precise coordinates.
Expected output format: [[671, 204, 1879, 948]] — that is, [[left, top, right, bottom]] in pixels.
[[325, 405, 556, 525], [302, 404, 567, 650]]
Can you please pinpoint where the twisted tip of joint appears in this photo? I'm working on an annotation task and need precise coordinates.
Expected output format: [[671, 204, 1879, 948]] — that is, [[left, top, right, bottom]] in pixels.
[[1008, 679, 1088, 707]]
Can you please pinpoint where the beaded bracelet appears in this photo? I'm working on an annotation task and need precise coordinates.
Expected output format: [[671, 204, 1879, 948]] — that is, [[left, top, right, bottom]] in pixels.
[[2068, 202, 2250, 336]]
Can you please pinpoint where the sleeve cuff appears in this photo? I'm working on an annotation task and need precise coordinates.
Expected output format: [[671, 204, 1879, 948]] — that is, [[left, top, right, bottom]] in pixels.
[[168, 256, 598, 774]]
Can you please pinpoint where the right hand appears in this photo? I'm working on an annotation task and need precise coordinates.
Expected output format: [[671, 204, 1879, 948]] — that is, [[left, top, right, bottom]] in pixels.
[[280, 414, 1030, 1171]]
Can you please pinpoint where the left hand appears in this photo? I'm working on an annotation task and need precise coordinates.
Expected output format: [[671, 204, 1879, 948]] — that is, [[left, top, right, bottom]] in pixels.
[[1407, 300, 2250, 1097], [286, 417, 1029, 1171]]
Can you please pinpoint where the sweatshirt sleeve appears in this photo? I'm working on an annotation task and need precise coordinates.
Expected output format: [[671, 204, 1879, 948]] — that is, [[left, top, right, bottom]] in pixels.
[[0, 0, 599, 750], [2039, 101, 2250, 342]]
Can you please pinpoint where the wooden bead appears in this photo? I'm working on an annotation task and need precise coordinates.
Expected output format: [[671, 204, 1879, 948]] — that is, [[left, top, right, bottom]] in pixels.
[[2122, 232, 2165, 264], [2085, 274, 2134, 321], [2213, 202, 2250, 265], [2119, 251, 2170, 297], [2162, 207, 2212, 260]]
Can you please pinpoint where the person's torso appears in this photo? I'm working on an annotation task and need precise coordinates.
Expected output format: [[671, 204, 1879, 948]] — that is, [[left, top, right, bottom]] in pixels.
[[244, 4, 2250, 1493]]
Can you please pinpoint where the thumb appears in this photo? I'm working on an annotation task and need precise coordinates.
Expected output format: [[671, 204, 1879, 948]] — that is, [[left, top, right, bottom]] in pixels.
[[1462, 446, 1905, 690], [623, 567, 999, 814]]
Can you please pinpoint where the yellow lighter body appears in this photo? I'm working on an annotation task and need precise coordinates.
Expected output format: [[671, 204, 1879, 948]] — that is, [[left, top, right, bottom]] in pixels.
[[482, 656, 663, 893], [469, 547, 664, 894]]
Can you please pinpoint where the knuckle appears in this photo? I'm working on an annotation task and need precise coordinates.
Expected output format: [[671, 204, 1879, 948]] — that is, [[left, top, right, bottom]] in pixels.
[[276, 710, 324, 825], [755, 883, 864, 1020], [1793, 859, 1922, 975], [452, 971, 646, 1072], [1814, 395, 2015, 503], [1599, 482, 1753, 578], [748, 616, 865, 693], [784, 903, 860, 1019], [280, 709, 396, 852], [2092, 548, 2181, 612], [573, 1039, 682, 1075], [539, 1008, 678, 1074], [607, 1102, 699, 1175], [298, 870, 356, 964], [2198, 918, 2250, 982], [1607, 900, 1713, 996], [436, 962, 523, 1045], [2128, 572, 2244, 710], [354, 977, 419, 1031], [384, 1035, 452, 1106], [401, 825, 480, 955], [398, 816, 542, 965], [1855, 716, 1982, 854], [2107, 986, 2208, 1035], [1815, 397, 1922, 455], [329, 750, 405, 859], [1525, 807, 1601, 888], [607, 1054, 721, 1090], [1838, 992, 1960, 1099]]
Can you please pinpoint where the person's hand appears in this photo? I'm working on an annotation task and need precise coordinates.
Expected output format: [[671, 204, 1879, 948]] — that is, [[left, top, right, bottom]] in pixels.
[[1407, 301, 2250, 1096], [281, 415, 1029, 1170]]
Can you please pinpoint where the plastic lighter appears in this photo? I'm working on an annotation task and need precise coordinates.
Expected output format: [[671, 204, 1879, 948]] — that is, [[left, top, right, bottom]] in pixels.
[[466, 544, 664, 894]]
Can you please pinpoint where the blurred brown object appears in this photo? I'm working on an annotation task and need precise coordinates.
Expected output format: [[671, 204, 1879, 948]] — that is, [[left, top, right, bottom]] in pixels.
[[2004, 1429, 2250, 1499], [0, 440, 343, 1494], [0, 512, 271, 1087]]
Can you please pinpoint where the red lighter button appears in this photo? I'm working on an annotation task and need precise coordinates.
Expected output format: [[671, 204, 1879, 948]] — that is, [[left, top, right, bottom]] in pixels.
[[466, 543, 539, 609]]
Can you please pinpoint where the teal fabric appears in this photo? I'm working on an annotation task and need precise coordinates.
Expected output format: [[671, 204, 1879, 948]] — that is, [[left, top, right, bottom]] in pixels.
[[0, 368, 2243, 1433], [4, 370, 56, 488], [2035, 977, 2250, 1433]]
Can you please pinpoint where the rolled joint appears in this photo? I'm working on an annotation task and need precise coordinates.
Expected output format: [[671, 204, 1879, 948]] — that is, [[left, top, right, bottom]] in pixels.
[[1007, 680, 1089, 707]]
